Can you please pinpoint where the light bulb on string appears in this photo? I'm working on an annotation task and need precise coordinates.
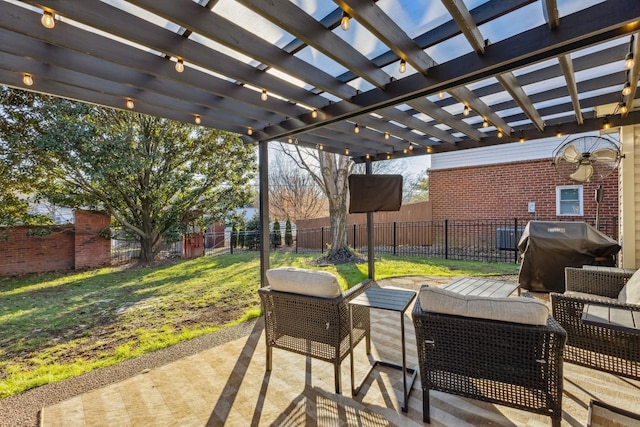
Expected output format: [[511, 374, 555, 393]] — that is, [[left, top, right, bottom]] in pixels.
[[311, 108, 318, 118], [22, 74, 33, 86], [354, 123, 360, 134], [340, 12, 350, 31], [619, 102, 628, 114], [438, 92, 444, 99], [41, 11, 55, 29], [247, 127, 253, 136], [497, 129, 503, 138], [625, 52, 634, 70], [399, 60, 406, 73], [622, 82, 631, 97], [345, 148, 350, 156], [384, 131, 389, 140], [175, 58, 184, 73], [463, 105, 470, 116], [126, 98, 134, 109], [482, 119, 489, 128], [261, 89, 268, 101], [194, 115, 201, 125]]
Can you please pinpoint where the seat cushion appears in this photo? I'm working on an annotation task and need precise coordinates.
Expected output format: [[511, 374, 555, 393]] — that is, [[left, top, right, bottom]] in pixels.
[[418, 286, 549, 325], [618, 269, 640, 305], [266, 267, 342, 298], [564, 291, 617, 303]]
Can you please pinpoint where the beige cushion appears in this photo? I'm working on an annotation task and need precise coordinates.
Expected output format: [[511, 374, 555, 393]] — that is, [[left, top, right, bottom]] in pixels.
[[418, 286, 549, 325], [618, 269, 640, 305], [266, 267, 342, 298], [565, 291, 616, 303]]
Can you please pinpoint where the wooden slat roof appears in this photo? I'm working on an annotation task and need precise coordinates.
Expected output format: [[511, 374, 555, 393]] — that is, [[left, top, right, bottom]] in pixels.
[[2, 0, 640, 162]]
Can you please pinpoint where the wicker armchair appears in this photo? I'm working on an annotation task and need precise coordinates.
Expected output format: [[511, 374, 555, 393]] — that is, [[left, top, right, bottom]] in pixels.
[[551, 267, 640, 379], [413, 292, 566, 427], [258, 278, 372, 394]]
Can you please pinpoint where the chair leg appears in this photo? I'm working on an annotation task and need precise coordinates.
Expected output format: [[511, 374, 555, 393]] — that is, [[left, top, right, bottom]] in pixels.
[[266, 345, 272, 371], [334, 363, 342, 394], [366, 329, 371, 354], [423, 388, 430, 423], [551, 411, 561, 427]]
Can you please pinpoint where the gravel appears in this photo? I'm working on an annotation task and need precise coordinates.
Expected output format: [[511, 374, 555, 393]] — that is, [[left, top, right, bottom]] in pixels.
[[0, 318, 261, 427]]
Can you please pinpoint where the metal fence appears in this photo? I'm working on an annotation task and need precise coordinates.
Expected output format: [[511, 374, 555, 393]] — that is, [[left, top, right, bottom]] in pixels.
[[111, 216, 618, 264]]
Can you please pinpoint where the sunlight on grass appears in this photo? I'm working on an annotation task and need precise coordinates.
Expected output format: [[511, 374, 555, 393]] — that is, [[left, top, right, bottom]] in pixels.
[[0, 252, 518, 398]]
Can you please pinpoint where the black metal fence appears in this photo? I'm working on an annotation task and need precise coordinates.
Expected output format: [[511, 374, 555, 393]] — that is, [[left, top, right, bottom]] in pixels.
[[111, 216, 618, 265]]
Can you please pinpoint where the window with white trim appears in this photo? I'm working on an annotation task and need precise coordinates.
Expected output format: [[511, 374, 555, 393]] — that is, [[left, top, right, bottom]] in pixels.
[[556, 185, 583, 216]]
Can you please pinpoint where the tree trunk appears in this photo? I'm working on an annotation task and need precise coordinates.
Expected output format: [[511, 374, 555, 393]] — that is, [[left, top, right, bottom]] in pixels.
[[318, 151, 351, 258], [139, 235, 155, 263]]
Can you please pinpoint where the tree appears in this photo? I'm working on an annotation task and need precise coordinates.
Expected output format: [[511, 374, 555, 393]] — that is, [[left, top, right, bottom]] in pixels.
[[2, 89, 257, 262], [271, 219, 281, 248], [284, 218, 293, 246], [269, 149, 327, 221]]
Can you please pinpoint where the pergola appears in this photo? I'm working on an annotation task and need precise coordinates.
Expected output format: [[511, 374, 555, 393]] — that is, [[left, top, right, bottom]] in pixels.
[[2, 0, 640, 283]]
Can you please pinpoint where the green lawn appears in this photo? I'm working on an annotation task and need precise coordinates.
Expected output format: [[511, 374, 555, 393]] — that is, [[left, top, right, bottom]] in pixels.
[[0, 252, 518, 398]]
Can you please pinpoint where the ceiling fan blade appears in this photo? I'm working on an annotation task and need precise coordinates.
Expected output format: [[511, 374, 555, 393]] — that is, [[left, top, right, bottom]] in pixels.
[[570, 164, 594, 182], [562, 143, 581, 163], [591, 147, 618, 162]]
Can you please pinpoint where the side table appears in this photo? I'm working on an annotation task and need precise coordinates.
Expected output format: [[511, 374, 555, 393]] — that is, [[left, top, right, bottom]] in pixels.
[[349, 287, 417, 412]]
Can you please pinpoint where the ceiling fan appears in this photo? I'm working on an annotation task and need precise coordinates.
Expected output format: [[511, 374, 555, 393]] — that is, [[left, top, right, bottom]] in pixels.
[[552, 136, 622, 183]]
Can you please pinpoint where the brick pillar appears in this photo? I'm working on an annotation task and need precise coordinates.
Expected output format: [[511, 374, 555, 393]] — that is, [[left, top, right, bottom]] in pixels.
[[74, 210, 111, 269], [182, 232, 204, 258]]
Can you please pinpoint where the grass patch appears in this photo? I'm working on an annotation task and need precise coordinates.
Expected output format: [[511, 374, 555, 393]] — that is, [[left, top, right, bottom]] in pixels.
[[0, 252, 518, 398]]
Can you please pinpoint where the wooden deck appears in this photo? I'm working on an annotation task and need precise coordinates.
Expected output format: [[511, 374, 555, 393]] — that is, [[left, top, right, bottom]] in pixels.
[[40, 276, 640, 426]]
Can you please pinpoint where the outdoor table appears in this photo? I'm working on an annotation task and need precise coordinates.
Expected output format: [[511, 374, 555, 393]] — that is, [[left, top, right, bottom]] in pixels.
[[441, 276, 520, 297], [581, 303, 640, 335], [348, 287, 417, 413]]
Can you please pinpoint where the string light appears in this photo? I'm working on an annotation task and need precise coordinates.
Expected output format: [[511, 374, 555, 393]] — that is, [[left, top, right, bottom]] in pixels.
[[403, 148, 408, 154], [319, 144, 324, 150], [386, 153, 391, 160], [619, 102, 629, 114], [354, 123, 360, 134], [622, 82, 631, 96], [311, 108, 318, 118], [399, 60, 406, 73], [625, 52, 635, 70], [41, 11, 55, 29], [408, 143, 413, 151], [482, 119, 489, 128], [519, 131, 525, 143], [22, 74, 33, 86], [247, 127, 253, 136], [126, 98, 134, 109], [175, 58, 184, 73], [340, 11, 350, 31], [194, 114, 201, 125], [497, 129, 503, 138], [288, 137, 293, 144], [603, 118, 611, 130], [345, 148, 350, 155], [463, 105, 470, 116], [438, 92, 444, 99], [365, 153, 370, 159], [261, 89, 268, 101], [555, 128, 562, 138], [384, 131, 389, 140], [427, 146, 433, 153]]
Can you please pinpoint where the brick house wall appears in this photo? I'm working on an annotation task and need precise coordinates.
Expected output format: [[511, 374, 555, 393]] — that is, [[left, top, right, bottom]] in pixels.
[[429, 158, 619, 224]]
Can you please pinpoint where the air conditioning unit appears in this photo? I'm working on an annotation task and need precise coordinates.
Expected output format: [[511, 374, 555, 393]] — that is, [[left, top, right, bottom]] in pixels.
[[496, 227, 525, 251]]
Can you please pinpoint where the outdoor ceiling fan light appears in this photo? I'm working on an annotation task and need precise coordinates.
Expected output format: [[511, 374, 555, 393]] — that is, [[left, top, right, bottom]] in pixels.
[[175, 58, 184, 73], [41, 11, 55, 29], [340, 12, 350, 31], [261, 89, 268, 101], [463, 105, 470, 116], [622, 82, 631, 96], [194, 114, 201, 125], [126, 98, 134, 109], [625, 52, 634, 70], [399, 60, 406, 73], [22, 73, 33, 86]]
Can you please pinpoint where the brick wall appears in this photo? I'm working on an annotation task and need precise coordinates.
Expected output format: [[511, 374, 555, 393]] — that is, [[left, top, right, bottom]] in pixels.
[[74, 210, 111, 269], [429, 159, 619, 222], [0, 225, 75, 276], [0, 210, 111, 276]]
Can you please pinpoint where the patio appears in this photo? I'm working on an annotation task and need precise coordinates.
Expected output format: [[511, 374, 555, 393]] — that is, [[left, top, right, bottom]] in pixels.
[[32, 276, 640, 427]]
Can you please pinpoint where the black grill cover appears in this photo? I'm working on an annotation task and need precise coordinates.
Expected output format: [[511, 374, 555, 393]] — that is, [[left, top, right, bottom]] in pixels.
[[517, 221, 621, 292]]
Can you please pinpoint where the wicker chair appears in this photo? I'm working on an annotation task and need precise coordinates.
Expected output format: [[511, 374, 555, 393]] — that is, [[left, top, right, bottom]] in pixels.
[[551, 267, 640, 379], [413, 291, 566, 427], [258, 278, 372, 394]]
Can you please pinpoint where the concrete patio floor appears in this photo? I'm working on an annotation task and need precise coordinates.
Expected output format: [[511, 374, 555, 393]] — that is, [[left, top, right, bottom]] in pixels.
[[38, 276, 640, 426]]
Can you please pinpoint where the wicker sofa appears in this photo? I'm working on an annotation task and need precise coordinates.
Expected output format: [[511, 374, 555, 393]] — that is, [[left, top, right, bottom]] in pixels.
[[258, 268, 372, 394], [550, 267, 640, 379], [413, 286, 566, 427]]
